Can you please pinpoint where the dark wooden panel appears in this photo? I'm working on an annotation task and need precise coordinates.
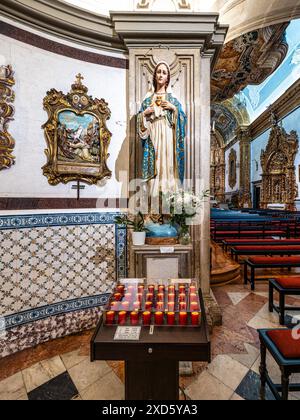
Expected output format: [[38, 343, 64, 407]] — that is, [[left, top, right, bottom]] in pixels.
[[125, 360, 178, 400]]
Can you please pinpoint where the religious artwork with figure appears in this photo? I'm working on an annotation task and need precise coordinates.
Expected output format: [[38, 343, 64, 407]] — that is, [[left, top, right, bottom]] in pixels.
[[42, 74, 112, 186], [137, 61, 187, 215], [57, 111, 100, 164]]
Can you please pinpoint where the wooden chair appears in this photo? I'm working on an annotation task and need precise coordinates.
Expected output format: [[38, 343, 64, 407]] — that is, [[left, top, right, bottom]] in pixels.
[[259, 329, 300, 400]]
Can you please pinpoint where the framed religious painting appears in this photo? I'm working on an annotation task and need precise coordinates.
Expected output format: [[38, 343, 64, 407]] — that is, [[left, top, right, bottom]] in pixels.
[[42, 74, 112, 185]]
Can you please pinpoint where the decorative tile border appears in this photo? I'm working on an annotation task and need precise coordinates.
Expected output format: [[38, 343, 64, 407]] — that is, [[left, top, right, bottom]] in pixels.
[[3, 294, 110, 330], [1, 307, 103, 358], [0, 212, 127, 331]]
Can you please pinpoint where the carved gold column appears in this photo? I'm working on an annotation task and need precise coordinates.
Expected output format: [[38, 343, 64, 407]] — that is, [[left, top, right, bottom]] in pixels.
[[0, 65, 15, 170], [237, 126, 252, 208]]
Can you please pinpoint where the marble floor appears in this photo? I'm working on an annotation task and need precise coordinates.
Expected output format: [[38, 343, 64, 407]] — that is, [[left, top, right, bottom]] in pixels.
[[1, 251, 300, 400]]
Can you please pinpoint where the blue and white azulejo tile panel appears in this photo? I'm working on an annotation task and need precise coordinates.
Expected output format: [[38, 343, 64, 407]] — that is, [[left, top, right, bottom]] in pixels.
[[0, 212, 127, 330]]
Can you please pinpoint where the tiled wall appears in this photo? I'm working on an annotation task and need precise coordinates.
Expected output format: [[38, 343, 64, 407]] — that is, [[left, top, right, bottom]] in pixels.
[[0, 212, 127, 358]]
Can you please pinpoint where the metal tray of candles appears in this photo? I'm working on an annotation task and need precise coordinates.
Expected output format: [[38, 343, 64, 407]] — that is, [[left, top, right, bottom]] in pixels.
[[103, 283, 202, 328]]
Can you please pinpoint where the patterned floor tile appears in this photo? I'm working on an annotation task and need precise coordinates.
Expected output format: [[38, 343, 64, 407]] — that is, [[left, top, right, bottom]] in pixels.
[[228, 292, 250, 306], [22, 356, 66, 393], [68, 358, 111, 393], [185, 371, 234, 401], [81, 371, 124, 400], [208, 355, 249, 390], [28, 372, 78, 401], [228, 343, 260, 370], [235, 370, 275, 401], [0, 372, 27, 400]]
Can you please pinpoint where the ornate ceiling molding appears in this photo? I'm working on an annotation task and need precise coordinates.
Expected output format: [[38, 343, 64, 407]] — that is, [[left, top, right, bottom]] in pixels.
[[211, 22, 289, 102], [0, 0, 124, 52]]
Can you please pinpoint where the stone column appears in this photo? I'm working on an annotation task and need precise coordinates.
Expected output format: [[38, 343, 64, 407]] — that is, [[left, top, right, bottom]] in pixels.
[[111, 12, 227, 297], [237, 126, 252, 208]]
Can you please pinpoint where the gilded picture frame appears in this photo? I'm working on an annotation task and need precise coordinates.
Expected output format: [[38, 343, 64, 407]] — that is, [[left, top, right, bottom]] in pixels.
[[42, 74, 112, 185]]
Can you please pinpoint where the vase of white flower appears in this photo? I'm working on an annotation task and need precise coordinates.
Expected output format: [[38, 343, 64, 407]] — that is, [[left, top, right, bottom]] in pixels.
[[166, 189, 210, 243]]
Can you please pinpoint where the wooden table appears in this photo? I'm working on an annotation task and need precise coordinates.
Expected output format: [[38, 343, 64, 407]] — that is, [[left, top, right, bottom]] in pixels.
[[90, 290, 210, 400]]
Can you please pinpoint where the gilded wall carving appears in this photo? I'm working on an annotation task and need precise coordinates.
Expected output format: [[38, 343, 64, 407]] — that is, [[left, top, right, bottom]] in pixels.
[[228, 148, 237, 190], [42, 74, 112, 186], [260, 116, 299, 211], [237, 127, 252, 208], [211, 132, 225, 202], [0, 65, 15, 171]]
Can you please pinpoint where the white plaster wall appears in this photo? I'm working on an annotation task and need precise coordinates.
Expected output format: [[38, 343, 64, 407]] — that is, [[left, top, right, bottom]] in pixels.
[[281, 107, 300, 200], [250, 129, 270, 184], [225, 141, 240, 193], [0, 23, 128, 199], [251, 106, 300, 194]]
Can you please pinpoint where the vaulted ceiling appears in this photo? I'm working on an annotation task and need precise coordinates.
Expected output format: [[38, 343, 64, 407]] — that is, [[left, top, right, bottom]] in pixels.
[[211, 22, 289, 103]]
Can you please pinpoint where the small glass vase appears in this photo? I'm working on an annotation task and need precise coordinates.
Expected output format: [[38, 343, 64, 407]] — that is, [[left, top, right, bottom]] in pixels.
[[178, 229, 191, 245]]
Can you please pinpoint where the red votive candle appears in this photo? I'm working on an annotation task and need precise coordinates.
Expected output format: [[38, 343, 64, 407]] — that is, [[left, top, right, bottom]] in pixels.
[[133, 301, 141, 310], [179, 302, 187, 311], [190, 293, 197, 302], [148, 285, 155, 293], [146, 292, 154, 301], [155, 311, 164, 325], [158, 285, 165, 293], [143, 311, 151, 325], [168, 302, 175, 312], [168, 285, 175, 293], [138, 285, 144, 293], [130, 311, 139, 325], [137, 293, 143, 302], [110, 301, 120, 311], [118, 311, 127, 325], [190, 301, 199, 311], [157, 293, 164, 302], [189, 285, 196, 293], [156, 301, 164, 311], [179, 293, 186, 302], [114, 293, 122, 301], [116, 285, 125, 293], [145, 301, 152, 310], [124, 293, 133, 301], [167, 312, 175, 325], [121, 301, 130, 311], [179, 312, 188, 326], [179, 285, 186, 293], [168, 293, 175, 302], [106, 311, 115, 325], [191, 312, 200, 326]]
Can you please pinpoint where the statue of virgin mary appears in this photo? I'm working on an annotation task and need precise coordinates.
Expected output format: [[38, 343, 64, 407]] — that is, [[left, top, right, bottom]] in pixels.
[[137, 61, 187, 215]]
